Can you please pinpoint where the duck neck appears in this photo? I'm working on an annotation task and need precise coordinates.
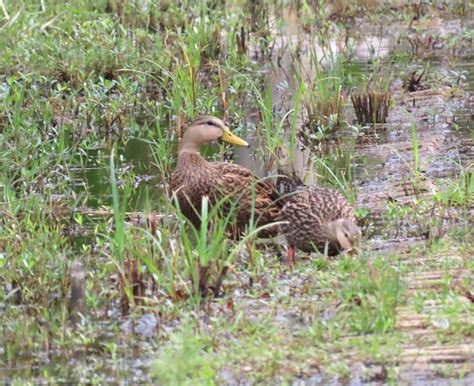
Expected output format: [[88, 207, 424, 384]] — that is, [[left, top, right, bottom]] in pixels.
[[177, 147, 208, 168], [323, 221, 338, 243], [178, 139, 201, 155]]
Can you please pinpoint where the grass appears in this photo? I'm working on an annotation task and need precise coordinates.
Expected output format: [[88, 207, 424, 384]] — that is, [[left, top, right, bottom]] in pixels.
[[1, 0, 473, 383], [351, 90, 391, 124], [152, 322, 218, 384], [300, 53, 346, 142], [411, 122, 420, 175]]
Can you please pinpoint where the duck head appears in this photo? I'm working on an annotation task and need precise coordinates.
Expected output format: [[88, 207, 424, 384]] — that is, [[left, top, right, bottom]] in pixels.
[[327, 219, 362, 253], [180, 116, 249, 153]]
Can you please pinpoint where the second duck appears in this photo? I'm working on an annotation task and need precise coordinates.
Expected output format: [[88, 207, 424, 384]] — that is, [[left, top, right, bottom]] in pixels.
[[277, 172, 362, 263]]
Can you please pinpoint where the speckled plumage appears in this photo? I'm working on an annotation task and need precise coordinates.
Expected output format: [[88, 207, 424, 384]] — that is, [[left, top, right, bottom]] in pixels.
[[279, 183, 360, 256]]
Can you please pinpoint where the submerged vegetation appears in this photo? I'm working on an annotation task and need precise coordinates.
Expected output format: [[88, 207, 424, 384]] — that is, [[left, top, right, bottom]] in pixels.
[[1, 0, 473, 383]]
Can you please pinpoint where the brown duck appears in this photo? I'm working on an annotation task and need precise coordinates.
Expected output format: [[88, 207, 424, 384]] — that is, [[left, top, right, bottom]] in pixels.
[[277, 172, 361, 263], [170, 116, 283, 237]]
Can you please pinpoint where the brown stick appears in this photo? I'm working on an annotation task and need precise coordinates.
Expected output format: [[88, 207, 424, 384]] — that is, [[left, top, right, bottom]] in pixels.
[[69, 260, 86, 323]]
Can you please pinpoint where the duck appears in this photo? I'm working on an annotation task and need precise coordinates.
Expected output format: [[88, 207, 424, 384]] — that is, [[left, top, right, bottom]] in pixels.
[[277, 171, 361, 263], [170, 116, 283, 237]]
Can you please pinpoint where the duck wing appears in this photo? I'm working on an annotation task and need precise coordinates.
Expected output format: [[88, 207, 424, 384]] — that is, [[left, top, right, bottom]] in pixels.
[[211, 162, 283, 235], [214, 162, 284, 208], [306, 187, 356, 223]]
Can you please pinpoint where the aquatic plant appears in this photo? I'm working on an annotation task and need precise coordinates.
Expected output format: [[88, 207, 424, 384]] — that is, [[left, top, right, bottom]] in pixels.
[[302, 55, 346, 136], [350, 90, 391, 124]]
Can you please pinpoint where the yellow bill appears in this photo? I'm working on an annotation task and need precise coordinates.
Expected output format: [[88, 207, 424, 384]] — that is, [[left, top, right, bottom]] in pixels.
[[221, 127, 249, 147]]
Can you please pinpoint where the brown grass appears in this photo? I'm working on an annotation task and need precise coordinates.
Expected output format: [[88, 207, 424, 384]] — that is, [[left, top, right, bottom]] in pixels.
[[351, 91, 390, 124]]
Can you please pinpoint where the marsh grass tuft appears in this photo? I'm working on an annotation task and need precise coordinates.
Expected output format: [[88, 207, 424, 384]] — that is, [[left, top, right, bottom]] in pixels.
[[174, 195, 232, 301], [164, 180, 281, 304], [350, 90, 390, 124], [302, 77, 345, 138], [338, 254, 403, 334], [152, 322, 217, 384], [297, 52, 347, 148]]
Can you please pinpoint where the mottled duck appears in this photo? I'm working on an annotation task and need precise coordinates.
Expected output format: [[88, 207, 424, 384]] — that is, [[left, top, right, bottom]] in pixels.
[[170, 116, 283, 237], [277, 172, 361, 263]]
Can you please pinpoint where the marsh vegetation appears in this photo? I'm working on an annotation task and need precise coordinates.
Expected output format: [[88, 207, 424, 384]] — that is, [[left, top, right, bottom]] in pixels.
[[1, 0, 473, 383]]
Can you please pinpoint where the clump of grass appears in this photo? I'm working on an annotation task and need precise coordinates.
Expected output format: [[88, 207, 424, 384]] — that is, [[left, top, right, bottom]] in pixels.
[[109, 147, 149, 315], [165, 182, 279, 304], [347, 36, 393, 126], [299, 55, 346, 146], [405, 29, 441, 60], [173, 195, 233, 301], [311, 140, 357, 202], [434, 164, 474, 208], [337, 254, 404, 334], [304, 78, 345, 129], [152, 322, 218, 384], [350, 90, 390, 124]]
